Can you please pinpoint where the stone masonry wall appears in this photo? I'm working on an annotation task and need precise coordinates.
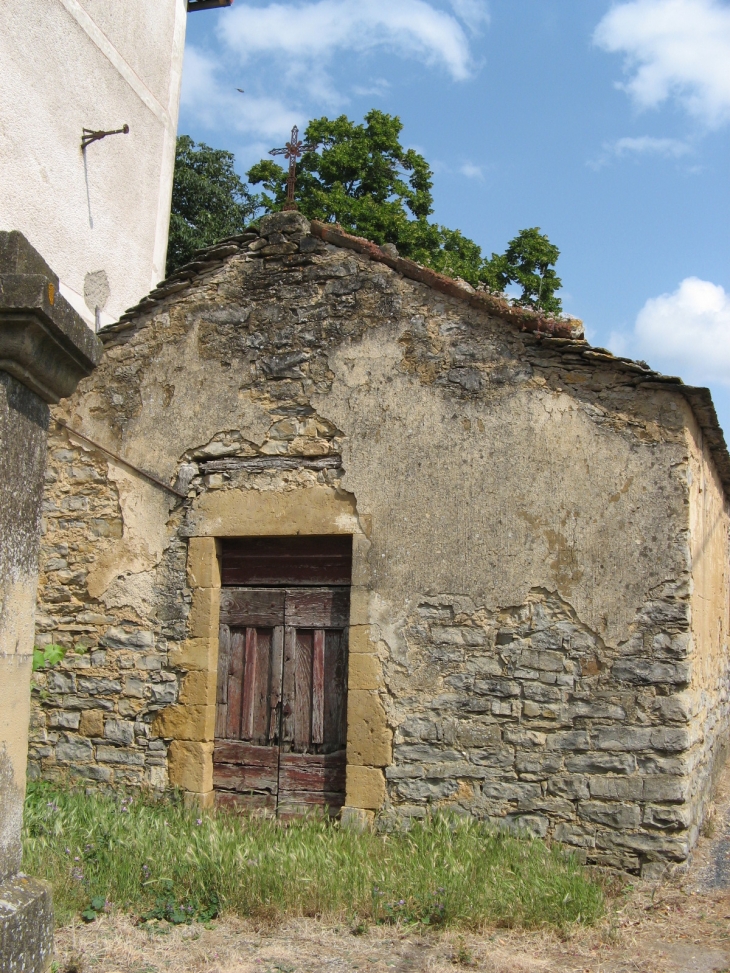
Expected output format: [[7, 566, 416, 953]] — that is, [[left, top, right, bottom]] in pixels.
[[29, 211, 730, 876]]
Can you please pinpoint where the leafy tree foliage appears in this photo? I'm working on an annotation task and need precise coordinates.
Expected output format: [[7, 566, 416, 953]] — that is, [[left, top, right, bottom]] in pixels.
[[170, 113, 563, 313], [166, 136, 259, 275], [485, 228, 563, 314]]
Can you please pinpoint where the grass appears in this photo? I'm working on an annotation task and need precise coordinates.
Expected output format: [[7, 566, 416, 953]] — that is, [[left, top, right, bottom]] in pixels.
[[23, 782, 603, 931]]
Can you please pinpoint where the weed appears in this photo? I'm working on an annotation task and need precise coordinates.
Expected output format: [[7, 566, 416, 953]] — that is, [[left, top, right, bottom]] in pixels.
[[23, 781, 603, 930], [452, 937, 474, 966], [81, 896, 107, 923]]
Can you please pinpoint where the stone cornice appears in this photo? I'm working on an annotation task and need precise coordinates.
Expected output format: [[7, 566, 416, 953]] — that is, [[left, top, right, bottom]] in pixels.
[[0, 232, 102, 403]]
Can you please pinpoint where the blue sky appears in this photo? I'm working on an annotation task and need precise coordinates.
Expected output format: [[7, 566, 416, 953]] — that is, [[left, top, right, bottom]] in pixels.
[[180, 0, 730, 433]]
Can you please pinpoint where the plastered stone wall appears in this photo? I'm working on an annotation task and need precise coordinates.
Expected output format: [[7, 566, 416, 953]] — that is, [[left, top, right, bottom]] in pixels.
[[30, 213, 730, 875]]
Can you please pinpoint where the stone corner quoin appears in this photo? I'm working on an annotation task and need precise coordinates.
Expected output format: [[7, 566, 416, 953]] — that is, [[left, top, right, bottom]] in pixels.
[[29, 210, 730, 877]]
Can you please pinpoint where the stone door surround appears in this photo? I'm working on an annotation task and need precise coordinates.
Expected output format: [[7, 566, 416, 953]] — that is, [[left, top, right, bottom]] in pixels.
[[153, 486, 392, 825]]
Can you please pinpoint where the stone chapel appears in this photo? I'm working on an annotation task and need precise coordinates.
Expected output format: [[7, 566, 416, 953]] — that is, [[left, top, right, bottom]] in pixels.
[[29, 210, 730, 878]]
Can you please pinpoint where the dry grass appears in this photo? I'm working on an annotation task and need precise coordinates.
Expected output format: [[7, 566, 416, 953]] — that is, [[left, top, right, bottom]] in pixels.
[[52, 885, 730, 973]]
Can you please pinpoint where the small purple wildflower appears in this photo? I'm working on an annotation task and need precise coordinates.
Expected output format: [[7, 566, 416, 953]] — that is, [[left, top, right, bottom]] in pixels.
[[71, 868, 83, 882], [196, 818, 203, 826]]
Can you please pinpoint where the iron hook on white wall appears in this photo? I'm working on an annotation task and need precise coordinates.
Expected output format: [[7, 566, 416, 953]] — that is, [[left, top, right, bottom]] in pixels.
[[81, 124, 130, 152]]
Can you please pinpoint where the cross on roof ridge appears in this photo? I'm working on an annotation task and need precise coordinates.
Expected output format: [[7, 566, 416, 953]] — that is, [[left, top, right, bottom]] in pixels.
[[269, 126, 318, 211]]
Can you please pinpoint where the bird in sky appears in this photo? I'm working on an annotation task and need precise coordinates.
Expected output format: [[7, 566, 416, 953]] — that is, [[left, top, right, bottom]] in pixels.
[[236, 88, 244, 93]]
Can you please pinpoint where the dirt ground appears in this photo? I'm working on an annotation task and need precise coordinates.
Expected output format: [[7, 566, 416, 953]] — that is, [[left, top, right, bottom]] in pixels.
[[54, 765, 730, 973]]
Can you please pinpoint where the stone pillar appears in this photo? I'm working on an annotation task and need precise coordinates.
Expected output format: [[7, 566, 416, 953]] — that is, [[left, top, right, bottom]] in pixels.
[[0, 232, 101, 972]]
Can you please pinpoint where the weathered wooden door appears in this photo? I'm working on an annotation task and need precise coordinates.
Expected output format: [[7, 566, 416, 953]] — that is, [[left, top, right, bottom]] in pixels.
[[213, 537, 351, 815]]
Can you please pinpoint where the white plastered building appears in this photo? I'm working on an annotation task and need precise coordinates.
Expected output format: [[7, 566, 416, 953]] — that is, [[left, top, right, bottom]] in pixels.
[[0, 1, 228, 329]]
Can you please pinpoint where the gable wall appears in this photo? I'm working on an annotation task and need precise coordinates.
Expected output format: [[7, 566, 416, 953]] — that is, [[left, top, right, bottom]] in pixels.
[[28, 213, 724, 875]]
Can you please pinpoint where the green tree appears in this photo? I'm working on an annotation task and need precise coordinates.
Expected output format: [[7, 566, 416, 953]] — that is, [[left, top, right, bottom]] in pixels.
[[485, 228, 563, 314], [247, 110, 563, 313], [166, 135, 260, 275]]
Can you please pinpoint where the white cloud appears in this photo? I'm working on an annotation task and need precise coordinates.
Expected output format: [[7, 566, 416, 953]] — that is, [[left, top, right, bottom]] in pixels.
[[612, 135, 692, 156], [594, 0, 730, 127], [459, 162, 484, 178], [180, 46, 297, 143], [609, 277, 730, 384], [449, 0, 490, 32], [219, 0, 479, 82], [588, 134, 693, 169]]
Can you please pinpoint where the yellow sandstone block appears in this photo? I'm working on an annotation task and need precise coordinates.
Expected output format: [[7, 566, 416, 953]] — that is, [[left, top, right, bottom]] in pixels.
[[348, 625, 373, 654], [346, 690, 392, 767], [168, 740, 214, 792], [188, 587, 220, 640], [346, 765, 386, 810], [168, 637, 218, 673], [348, 653, 382, 691], [79, 710, 104, 738], [179, 670, 217, 707], [184, 790, 215, 810], [349, 587, 370, 625], [186, 537, 221, 589], [152, 703, 216, 742]]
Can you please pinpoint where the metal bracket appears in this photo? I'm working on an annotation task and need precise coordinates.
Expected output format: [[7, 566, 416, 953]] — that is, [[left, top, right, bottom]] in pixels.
[[81, 124, 129, 151], [187, 0, 233, 10]]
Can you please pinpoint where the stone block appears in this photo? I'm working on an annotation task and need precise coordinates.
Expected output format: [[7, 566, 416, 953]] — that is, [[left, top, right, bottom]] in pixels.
[[347, 691, 392, 766], [611, 658, 690, 686], [169, 637, 218, 674], [566, 753, 636, 775], [554, 822, 596, 849], [79, 710, 105, 738], [348, 653, 381, 691], [596, 727, 653, 752], [168, 741, 214, 793], [0, 875, 53, 973], [183, 790, 215, 810], [179, 671, 217, 707], [651, 727, 690, 752], [578, 801, 641, 829], [188, 588, 220, 640], [348, 625, 374, 654], [548, 731, 591, 751], [642, 776, 688, 803], [47, 710, 80, 730], [503, 728, 546, 748], [76, 676, 122, 695], [104, 720, 135, 745], [351, 534, 371, 586], [96, 746, 145, 766], [56, 737, 93, 763], [186, 537, 221, 589], [547, 775, 590, 801], [643, 804, 690, 830], [100, 628, 154, 651], [340, 806, 375, 831], [589, 776, 644, 801], [349, 587, 370, 626], [346, 765, 386, 810], [152, 703, 216, 742]]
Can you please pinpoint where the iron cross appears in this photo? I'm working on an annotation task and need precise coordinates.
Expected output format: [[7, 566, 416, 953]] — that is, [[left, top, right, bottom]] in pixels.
[[269, 126, 317, 211]]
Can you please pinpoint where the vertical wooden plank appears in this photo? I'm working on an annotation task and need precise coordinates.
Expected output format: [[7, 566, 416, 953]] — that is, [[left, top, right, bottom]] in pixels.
[[241, 628, 257, 740], [225, 629, 245, 740], [215, 625, 231, 739], [252, 629, 271, 743], [323, 630, 348, 747], [294, 629, 313, 749], [281, 626, 297, 743], [311, 629, 325, 744], [269, 626, 284, 743]]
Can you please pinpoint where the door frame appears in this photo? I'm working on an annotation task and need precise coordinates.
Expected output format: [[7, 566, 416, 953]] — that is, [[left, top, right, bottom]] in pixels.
[[153, 486, 391, 827]]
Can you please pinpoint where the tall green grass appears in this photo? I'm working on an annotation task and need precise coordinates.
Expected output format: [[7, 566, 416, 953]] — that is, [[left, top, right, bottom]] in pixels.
[[23, 782, 602, 930]]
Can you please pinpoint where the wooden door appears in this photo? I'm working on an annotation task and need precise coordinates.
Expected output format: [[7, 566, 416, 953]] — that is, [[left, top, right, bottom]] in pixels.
[[214, 586, 349, 814]]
